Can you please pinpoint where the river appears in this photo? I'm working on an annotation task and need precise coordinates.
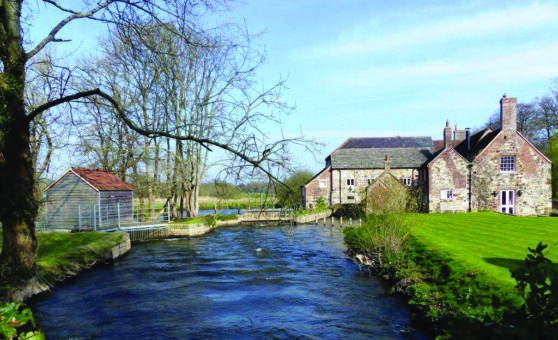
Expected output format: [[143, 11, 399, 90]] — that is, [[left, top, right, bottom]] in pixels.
[[30, 224, 428, 339]]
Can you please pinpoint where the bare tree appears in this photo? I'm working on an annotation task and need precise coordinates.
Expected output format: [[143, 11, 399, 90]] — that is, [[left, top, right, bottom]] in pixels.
[[0, 1, 315, 302]]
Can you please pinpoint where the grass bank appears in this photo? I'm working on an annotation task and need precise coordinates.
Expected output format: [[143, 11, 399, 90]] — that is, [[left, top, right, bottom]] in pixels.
[[1, 231, 128, 339], [0, 231, 128, 285], [409, 212, 558, 290], [344, 212, 558, 338]]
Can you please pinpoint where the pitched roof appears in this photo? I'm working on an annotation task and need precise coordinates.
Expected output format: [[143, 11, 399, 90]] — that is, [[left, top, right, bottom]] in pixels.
[[71, 167, 134, 191], [340, 136, 433, 149], [453, 128, 499, 160], [330, 137, 434, 169]]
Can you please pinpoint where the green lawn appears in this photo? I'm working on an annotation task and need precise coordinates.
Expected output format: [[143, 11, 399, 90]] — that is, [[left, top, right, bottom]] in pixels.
[[0, 232, 127, 283], [409, 212, 558, 290]]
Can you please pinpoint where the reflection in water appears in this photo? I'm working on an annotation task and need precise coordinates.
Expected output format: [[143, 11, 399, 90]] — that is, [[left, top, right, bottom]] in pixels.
[[30, 224, 427, 339]]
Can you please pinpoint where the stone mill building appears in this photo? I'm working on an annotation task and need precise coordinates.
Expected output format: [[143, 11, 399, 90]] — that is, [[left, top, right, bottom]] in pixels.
[[302, 95, 552, 216]]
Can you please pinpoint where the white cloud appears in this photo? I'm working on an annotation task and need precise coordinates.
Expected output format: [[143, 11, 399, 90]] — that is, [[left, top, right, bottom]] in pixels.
[[299, 3, 558, 58], [333, 42, 558, 88]]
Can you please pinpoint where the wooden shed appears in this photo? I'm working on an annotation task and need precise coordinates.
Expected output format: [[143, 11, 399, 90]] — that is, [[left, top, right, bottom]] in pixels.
[[45, 167, 134, 231]]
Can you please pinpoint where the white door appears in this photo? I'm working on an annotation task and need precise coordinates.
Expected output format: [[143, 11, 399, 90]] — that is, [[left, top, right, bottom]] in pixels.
[[500, 190, 515, 215]]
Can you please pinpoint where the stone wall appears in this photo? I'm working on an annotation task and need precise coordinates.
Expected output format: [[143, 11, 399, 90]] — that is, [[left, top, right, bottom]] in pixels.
[[303, 167, 331, 209], [428, 149, 470, 213], [472, 132, 551, 215], [330, 168, 418, 205]]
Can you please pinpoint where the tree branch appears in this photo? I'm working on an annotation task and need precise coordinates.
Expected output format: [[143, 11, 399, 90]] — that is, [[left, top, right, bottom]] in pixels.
[[26, 89, 101, 121], [28, 87, 292, 190], [26, 1, 116, 60]]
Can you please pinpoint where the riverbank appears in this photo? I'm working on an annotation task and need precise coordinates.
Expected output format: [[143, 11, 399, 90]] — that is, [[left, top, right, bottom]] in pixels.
[[1, 231, 130, 302], [344, 212, 557, 338], [1, 231, 130, 339]]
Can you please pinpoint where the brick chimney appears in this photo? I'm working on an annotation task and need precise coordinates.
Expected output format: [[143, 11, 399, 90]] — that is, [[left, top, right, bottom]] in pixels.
[[384, 154, 391, 172], [500, 94, 517, 131], [454, 124, 466, 141], [444, 120, 452, 148]]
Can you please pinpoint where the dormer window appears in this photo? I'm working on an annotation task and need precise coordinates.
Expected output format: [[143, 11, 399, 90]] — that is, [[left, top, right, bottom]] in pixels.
[[500, 156, 515, 172]]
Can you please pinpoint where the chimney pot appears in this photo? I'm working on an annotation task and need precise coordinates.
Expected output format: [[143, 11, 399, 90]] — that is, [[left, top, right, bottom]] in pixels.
[[444, 120, 452, 148]]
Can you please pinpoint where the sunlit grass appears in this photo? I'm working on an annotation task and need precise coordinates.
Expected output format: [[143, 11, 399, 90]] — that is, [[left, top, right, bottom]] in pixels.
[[0, 232, 127, 284], [409, 212, 558, 289]]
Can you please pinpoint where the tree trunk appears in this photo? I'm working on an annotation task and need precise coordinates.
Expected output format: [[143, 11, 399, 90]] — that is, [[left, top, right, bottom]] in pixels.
[[0, 67, 39, 300], [185, 183, 199, 218]]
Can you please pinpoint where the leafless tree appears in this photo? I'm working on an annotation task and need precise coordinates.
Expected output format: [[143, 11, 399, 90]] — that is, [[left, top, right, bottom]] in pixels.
[[0, 1, 315, 302]]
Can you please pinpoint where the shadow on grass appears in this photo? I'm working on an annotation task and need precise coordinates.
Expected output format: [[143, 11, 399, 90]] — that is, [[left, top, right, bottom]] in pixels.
[[483, 257, 525, 272]]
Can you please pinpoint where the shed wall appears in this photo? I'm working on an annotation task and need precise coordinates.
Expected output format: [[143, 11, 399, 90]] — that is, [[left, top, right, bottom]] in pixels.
[[46, 173, 99, 230]]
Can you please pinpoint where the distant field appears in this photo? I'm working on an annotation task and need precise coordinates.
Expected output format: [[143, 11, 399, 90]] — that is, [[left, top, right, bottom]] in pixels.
[[133, 195, 277, 212], [409, 212, 558, 289]]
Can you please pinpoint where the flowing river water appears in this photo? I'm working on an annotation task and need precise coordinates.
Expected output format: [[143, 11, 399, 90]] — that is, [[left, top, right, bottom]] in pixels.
[[30, 224, 428, 339]]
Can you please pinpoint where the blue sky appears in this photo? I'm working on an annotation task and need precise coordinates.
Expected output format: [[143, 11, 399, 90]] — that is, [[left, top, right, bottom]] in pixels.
[[220, 1, 558, 173], [30, 1, 558, 177]]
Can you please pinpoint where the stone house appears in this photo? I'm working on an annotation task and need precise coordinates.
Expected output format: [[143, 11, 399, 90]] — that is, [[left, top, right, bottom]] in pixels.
[[302, 95, 552, 216]]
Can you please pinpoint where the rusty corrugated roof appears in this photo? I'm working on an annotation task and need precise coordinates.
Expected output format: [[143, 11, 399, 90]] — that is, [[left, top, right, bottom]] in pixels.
[[71, 167, 133, 191]]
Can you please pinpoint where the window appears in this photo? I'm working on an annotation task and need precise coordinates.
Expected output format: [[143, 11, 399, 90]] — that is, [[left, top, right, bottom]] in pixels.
[[346, 178, 355, 187], [402, 177, 412, 186], [367, 178, 373, 185], [347, 195, 355, 200], [500, 155, 515, 172], [440, 189, 453, 199], [318, 180, 327, 189]]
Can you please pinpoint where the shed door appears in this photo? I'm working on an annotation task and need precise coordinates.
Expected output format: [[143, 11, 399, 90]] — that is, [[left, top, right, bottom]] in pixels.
[[500, 190, 515, 215]]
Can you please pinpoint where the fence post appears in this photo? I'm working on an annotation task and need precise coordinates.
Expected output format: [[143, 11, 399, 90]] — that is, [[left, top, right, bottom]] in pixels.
[[340, 216, 343, 226], [359, 218, 361, 227], [350, 217, 352, 226], [78, 205, 82, 231], [99, 204, 102, 229], [117, 202, 121, 230], [167, 201, 171, 223]]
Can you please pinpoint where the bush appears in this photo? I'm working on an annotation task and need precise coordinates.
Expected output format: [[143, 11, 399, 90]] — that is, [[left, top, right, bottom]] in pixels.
[[202, 214, 216, 227], [216, 214, 238, 221], [333, 203, 365, 219], [510, 242, 558, 337]]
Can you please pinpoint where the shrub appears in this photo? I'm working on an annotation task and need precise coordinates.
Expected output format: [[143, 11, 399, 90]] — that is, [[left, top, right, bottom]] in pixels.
[[202, 214, 216, 227], [316, 197, 327, 210], [333, 203, 365, 219], [510, 242, 558, 337]]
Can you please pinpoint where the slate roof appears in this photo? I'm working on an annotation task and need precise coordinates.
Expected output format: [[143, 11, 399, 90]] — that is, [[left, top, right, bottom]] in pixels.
[[330, 137, 434, 169], [453, 128, 499, 160], [71, 167, 134, 191], [340, 136, 433, 149]]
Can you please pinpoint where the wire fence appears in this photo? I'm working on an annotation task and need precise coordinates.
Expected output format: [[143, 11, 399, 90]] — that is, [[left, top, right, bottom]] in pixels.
[[38, 202, 170, 232]]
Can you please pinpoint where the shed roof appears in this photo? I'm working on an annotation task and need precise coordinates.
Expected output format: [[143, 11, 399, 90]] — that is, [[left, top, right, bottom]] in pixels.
[[71, 168, 133, 191], [329, 137, 434, 169], [45, 167, 134, 192]]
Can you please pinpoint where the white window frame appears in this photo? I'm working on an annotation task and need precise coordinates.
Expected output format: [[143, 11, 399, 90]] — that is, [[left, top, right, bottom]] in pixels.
[[440, 189, 453, 200], [500, 155, 515, 172], [346, 178, 355, 187], [318, 180, 327, 189], [402, 177, 412, 186]]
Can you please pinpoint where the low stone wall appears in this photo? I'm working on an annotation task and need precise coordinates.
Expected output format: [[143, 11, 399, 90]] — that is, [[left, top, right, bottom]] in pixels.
[[167, 219, 240, 237], [110, 234, 131, 260], [294, 209, 333, 224], [168, 223, 215, 237]]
